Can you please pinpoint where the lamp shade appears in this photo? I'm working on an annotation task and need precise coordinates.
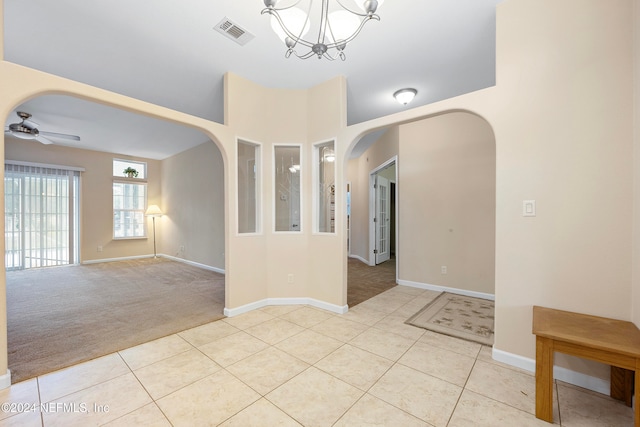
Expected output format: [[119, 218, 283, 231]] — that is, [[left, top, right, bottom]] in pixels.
[[145, 205, 163, 217]]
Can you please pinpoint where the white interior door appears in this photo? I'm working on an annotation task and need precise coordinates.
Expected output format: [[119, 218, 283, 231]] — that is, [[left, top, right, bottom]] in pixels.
[[375, 175, 391, 264]]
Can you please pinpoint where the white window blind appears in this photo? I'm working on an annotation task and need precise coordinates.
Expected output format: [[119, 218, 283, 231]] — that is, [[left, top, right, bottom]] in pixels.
[[4, 163, 80, 270], [113, 181, 147, 238]]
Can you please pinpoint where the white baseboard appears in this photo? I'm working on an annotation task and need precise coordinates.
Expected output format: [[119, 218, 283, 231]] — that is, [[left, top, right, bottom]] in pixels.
[[348, 254, 370, 265], [82, 254, 225, 275], [82, 254, 155, 264], [224, 297, 348, 317], [160, 254, 225, 274], [492, 348, 610, 395], [397, 279, 495, 301], [0, 370, 10, 390]]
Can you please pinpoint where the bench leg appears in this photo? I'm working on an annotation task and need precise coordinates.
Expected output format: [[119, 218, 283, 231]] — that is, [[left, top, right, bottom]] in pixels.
[[611, 366, 634, 406], [635, 359, 639, 427], [536, 336, 554, 423]]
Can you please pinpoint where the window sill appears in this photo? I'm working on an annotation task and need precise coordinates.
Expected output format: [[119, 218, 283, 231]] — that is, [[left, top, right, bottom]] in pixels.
[[113, 236, 148, 241]]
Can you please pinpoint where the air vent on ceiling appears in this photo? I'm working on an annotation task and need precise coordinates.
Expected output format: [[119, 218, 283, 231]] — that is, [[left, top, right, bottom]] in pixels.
[[214, 17, 255, 46]]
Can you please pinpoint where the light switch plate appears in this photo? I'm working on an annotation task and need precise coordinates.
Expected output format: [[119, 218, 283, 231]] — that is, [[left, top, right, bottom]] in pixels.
[[523, 200, 536, 217]]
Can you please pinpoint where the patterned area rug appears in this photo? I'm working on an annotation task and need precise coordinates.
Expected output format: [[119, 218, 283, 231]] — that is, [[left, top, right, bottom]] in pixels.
[[406, 292, 494, 345]]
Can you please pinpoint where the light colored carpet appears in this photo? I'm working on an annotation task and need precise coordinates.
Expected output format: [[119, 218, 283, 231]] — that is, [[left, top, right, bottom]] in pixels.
[[406, 292, 494, 345], [7, 257, 225, 384]]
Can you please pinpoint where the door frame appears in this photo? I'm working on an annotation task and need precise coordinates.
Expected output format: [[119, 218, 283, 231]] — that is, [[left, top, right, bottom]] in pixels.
[[368, 156, 398, 273], [374, 174, 391, 264]]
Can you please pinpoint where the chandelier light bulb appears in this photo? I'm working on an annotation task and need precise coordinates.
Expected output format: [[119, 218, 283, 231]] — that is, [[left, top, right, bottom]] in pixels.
[[328, 10, 360, 44], [270, 7, 310, 43]]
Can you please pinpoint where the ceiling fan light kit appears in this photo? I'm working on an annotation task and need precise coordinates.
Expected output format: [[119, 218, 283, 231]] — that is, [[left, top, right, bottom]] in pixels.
[[262, 0, 383, 61], [5, 111, 81, 145]]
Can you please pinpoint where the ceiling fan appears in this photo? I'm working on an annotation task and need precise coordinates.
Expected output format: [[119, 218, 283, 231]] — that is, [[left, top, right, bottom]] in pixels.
[[4, 111, 81, 145]]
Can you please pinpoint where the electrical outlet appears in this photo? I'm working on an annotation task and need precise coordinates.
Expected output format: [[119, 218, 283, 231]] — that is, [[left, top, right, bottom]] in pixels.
[[523, 200, 536, 217], [179, 245, 185, 252], [97, 245, 103, 252], [287, 274, 294, 284], [441, 266, 447, 274]]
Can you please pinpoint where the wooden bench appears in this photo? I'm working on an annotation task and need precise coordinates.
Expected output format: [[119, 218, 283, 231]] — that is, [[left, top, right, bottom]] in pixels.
[[532, 306, 640, 426]]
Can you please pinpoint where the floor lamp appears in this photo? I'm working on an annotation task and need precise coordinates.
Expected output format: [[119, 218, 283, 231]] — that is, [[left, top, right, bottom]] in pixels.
[[145, 205, 163, 258]]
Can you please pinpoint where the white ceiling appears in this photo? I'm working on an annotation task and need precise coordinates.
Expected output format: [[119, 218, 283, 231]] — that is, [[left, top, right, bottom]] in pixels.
[[3, 0, 500, 160]]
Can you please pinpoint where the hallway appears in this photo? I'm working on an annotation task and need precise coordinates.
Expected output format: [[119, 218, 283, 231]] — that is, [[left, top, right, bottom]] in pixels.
[[347, 257, 396, 307]]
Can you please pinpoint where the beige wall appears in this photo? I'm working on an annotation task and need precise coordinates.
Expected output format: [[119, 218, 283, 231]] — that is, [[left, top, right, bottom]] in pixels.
[[160, 141, 224, 270], [633, 0, 640, 327], [5, 137, 161, 262], [491, 0, 633, 376], [398, 113, 495, 295], [224, 73, 347, 309]]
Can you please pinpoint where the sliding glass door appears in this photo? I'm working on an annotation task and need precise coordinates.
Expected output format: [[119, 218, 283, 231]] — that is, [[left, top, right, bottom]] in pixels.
[[4, 163, 80, 270]]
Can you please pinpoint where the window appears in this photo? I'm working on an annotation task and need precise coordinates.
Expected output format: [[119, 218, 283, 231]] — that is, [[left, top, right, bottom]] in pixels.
[[274, 145, 301, 232], [237, 140, 261, 234], [113, 159, 147, 239], [5, 162, 81, 270], [315, 141, 336, 233], [113, 159, 146, 179]]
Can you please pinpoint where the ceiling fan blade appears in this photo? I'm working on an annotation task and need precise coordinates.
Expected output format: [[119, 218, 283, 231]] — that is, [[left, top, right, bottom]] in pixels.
[[39, 131, 81, 141], [35, 135, 53, 145]]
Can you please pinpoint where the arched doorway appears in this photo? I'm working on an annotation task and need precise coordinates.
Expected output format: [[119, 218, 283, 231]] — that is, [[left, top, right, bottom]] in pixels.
[[345, 111, 496, 308], [3, 93, 229, 383]]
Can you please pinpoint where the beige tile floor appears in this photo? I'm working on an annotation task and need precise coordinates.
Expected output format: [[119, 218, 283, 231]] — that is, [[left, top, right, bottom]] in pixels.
[[0, 286, 635, 426]]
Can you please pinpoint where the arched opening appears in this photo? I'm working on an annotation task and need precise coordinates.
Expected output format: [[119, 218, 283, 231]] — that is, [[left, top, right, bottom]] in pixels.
[[3, 93, 228, 383], [345, 111, 496, 309]]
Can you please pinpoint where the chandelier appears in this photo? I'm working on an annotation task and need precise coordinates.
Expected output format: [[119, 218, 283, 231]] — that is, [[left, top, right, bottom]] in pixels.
[[261, 0, 382, 61]]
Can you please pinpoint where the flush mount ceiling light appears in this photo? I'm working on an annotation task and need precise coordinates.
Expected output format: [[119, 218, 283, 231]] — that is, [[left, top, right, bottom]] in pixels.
[[262, 0, 383, 61], [393, 88, 418, 105]]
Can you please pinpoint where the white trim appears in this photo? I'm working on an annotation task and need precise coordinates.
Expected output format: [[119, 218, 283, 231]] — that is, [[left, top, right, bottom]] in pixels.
[[368, 172, 376, 266], [236, 138, 263, 235], [82, 254, 156, 264], [161, 254, 225, 274], [368, 156, 398, 267], [5, 159, 85, 172], [273, 143, 303, 233], [397, 279, 495, 301], [82, 254, 225, 274], [492, 348, 610, 395], [113, 177, 148, 184], [112, 180, 148, 239], [224, 297, 348, 317], [312, 139, 337, 234], [348, 254, 369, 264], [347, 180, 352, 256], [0, 370, 10, 390]]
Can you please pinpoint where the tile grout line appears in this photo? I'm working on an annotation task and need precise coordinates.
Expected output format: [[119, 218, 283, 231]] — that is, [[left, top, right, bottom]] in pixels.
[[113, 351, 174, 427]]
